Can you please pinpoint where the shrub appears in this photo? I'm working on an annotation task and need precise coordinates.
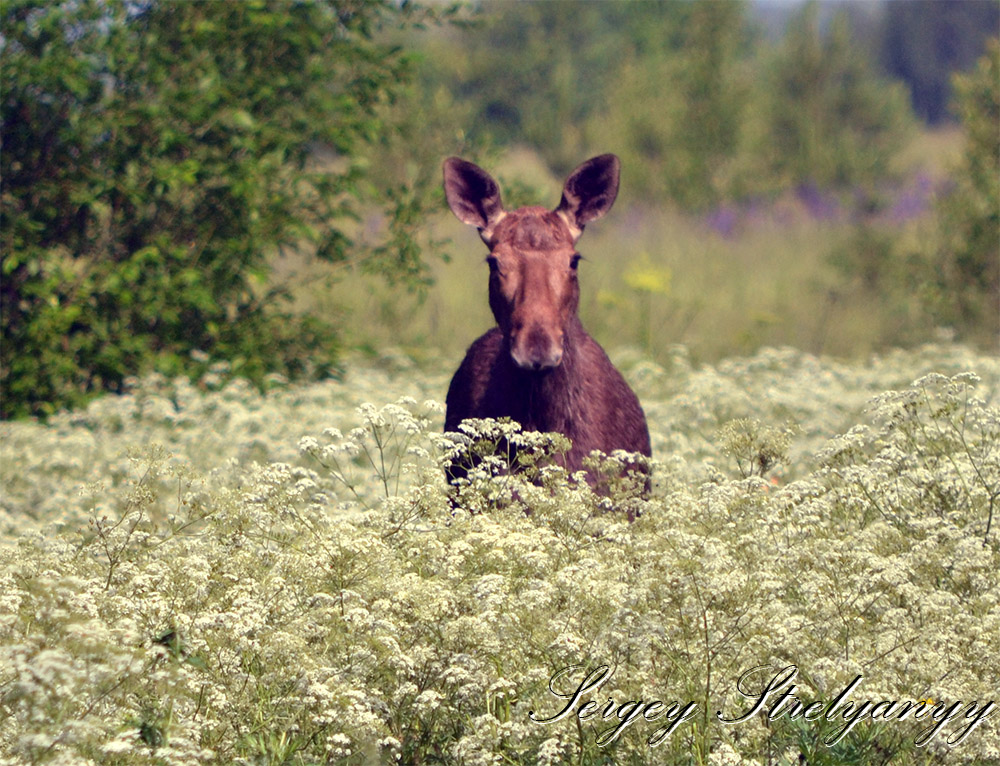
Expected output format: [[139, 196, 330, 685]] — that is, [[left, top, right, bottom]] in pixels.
[[760, 4, 914, 190], [930, 39, 1000, 339], [0, 0, 436, 418]]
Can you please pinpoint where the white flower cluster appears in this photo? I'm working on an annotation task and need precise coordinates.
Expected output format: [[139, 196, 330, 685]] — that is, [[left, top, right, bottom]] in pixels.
[[0, 344, 997, 765]]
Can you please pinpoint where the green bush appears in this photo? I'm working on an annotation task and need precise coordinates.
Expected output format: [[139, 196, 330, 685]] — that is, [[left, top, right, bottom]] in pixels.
[[1, 0, 435, 419], [821, 39, 999, 350], [931, 39, 1000, 338], [759, 4, 914, 190]]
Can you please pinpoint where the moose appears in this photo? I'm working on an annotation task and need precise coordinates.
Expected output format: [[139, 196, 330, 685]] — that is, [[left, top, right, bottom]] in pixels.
[[442, 154, 651, 490]]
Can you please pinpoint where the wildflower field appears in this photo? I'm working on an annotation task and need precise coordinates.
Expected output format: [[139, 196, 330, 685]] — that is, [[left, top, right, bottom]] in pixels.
[[1, 343, 999, 766]]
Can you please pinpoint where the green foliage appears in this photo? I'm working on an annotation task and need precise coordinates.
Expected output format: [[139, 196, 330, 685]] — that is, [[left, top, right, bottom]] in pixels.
[[929, 39, 1000, 339], [419, 1, 916, 208], [434, 0, 754, 206], [824, 39, 999, 350], [718, 417, 793, 479], [670, 2, 748, 207], [589, 0, 750, 208], [435, 0, 635, 177], [760, 3, 914, 189], [823, 221, 942, 351], [1, 0, 438, 419]]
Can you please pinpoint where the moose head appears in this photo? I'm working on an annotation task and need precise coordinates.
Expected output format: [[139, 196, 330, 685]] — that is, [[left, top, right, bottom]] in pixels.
[[443, 155, 620, 371]]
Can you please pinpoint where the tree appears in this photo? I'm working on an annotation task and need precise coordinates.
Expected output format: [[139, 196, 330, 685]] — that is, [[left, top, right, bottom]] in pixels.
[[931, 39, 1000, 338], [761, 2, 913, 189], [437, 0, 628, 177], [658, 0, 748, 207], [1, 0, 436, 418], [881, 0, 1000, 124]]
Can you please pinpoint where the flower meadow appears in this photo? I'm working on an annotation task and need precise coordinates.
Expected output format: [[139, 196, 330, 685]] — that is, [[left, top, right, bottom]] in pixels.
[[1, 344, 999, 766]]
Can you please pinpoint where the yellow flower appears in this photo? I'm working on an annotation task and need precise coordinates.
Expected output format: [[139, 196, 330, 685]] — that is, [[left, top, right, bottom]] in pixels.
[[623, 252, 672, 295]]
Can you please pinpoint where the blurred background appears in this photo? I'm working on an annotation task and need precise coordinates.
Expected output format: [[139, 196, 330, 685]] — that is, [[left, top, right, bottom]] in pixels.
[[3, 0, 998, 418]]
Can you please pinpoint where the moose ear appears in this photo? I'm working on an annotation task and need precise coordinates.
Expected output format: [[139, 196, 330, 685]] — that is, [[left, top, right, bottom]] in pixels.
[[555, 154, 620, 242], [443, 157, 506, 242]]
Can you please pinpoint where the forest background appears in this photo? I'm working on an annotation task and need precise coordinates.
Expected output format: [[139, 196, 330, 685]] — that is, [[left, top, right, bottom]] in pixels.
[[1, 0, 998, 416]]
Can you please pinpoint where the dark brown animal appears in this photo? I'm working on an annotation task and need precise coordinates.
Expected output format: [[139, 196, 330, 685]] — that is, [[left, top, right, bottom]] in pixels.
[[442, 154, 651, 485]]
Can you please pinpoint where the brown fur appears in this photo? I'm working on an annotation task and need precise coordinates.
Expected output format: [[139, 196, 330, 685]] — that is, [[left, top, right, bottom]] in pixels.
[[442, 155, 651, 489]]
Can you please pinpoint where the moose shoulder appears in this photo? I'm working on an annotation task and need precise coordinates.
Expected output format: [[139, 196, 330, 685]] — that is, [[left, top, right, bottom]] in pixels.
[[442, 154, 651, 482]]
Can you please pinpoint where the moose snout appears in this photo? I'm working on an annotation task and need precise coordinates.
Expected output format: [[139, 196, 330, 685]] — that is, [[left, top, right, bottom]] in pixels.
[[510, 325, 564, 371]]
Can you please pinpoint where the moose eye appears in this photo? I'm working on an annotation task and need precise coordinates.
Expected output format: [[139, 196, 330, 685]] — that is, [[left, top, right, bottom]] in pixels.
[[570, 254, 582, 270]]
